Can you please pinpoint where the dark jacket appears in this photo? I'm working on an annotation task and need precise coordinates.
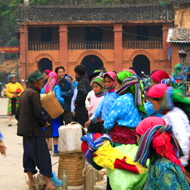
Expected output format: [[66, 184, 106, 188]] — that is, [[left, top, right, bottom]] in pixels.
[[16, 86, 46, 136], [75, 75, 91, 113], [58, 79, 74, 112]]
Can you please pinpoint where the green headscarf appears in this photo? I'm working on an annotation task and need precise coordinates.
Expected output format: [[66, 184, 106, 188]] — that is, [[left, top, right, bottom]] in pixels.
[[173, 63, 182, 78], [28, 70, 44, 84], [116, 71, 146, 116], [90, 76, 104, 88]]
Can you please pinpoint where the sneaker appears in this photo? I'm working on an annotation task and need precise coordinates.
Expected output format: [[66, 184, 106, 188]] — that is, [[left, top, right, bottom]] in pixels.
[[8, 124, 12, 127]]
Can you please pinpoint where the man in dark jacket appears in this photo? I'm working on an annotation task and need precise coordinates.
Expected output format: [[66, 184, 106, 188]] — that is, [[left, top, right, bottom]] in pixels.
[[74, 65, 91, 133], [55, 66, 74, 125], [16, 70, 56, 190]]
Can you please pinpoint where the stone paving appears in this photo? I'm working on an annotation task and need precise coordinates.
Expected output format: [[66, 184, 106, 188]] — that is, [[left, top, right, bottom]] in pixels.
[[0, 98, 59, 190]]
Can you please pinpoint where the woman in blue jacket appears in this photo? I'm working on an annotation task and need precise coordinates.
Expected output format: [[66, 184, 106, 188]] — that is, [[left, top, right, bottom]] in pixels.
[[41, 72, 64, 155]]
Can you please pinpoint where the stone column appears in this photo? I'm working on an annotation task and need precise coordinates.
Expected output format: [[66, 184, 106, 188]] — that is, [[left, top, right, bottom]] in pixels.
[[162, 23, 170, 61], [20, 25, 28, 86], [114, 24, 123, 72], [59, 25, 68, 71]]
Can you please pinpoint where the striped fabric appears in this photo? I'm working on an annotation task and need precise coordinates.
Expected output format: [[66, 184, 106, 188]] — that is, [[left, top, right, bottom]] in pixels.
[[116, 76, 143, 106], [81, 133, 112, 170], [135, 125, 183, 167]]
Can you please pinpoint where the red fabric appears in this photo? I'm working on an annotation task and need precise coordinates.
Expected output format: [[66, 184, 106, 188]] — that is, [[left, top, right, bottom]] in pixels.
[[81, 133, 103, 154], [147, 83, 168, 98], [110, 125, 137, 145], [136, 117, 185, 172], [114, 158, 140, 174], [151, 70, 170, 83], [176, 79, 181, 84], [136, 116, 166, 136], [44, 69, 51, 74]]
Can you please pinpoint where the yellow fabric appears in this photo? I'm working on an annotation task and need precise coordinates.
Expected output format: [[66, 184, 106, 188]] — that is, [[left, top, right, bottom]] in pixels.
[[93, 140, 124, 170], [93, 141, 147, 174], [6, 82, 24, 98]]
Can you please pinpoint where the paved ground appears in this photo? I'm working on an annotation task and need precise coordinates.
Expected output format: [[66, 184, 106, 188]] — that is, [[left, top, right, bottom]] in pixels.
[[0, 98, 59, 190]]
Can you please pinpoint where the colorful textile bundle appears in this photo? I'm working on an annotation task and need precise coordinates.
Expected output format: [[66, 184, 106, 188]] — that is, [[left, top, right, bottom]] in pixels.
[[81, 133, 146, 174]]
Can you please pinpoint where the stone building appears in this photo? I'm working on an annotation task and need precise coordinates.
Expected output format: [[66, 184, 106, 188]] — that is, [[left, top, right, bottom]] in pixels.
[[17, 3, 173, 82]]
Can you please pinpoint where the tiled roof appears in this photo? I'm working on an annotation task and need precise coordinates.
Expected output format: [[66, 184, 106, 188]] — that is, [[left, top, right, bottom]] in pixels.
[[171, 0, 190, 6], [17, 4, 173, 23], [167, 28, 190, 43]]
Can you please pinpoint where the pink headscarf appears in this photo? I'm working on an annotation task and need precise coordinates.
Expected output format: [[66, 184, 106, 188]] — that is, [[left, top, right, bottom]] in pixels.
[[44, 70, 51, 75], [136, 116, 166, 136], [103, 71, 116, 81], [123, 69, 136, 75], [147, 84, 168, 98], [44, 72, 58, 93], [151, 70, 170, 83]]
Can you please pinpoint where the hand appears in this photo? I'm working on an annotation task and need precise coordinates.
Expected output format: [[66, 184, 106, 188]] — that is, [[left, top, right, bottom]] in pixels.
[[44, 122, 50, 127], [0, 141, 6, 156], [85, 119, 92, 129], [72, 111, 75, 117], [87, 97, 91, 101], [13, 94, 17, 98]]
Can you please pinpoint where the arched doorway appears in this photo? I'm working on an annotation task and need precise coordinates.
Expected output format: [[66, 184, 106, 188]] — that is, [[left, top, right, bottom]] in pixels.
[[132, 55, 150, 77], [81, 55, 103, 74], [38, 58, 52, 73]]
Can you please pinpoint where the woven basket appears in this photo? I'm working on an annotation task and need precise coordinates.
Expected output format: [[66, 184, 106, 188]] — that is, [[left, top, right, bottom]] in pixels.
[[58, 152, 85, 186], [40, 90, 64, 119]]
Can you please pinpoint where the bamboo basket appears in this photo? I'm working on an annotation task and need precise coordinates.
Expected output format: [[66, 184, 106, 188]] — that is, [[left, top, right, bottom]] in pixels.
[[58, 152, 85, 186], [40, 90, 64, 119]]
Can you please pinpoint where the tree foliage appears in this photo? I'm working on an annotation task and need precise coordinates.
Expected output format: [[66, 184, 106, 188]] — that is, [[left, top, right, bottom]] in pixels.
[[0, 0, 171, 59]]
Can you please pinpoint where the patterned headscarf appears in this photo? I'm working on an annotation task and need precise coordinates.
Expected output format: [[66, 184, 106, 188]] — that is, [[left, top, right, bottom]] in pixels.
[[151, 70, 170, 83], [103, 72, 116, 92], [91, 76, 105, 97], [117, 71, 146, 115], [44, 72, 58, 93], [135, 117, 184, 171], [10, 74, 17, 83]]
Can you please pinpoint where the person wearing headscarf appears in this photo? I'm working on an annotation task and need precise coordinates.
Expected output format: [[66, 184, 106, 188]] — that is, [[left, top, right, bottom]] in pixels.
[[0, 132, 6, 155], [135, 117, 189, 190], [172, 63, 183, 85], [16, 70, 57, 190], [104, 70, 146, 146], [43, 70, 51, 86], [41, 72, 64, 156], [150, 70, 170, 85], [85, 71, 118, 129], [144, 70, 170, 117], [147, 84, 190, 167], [6, 73, 24, 126], [87, 76, 105, 134]]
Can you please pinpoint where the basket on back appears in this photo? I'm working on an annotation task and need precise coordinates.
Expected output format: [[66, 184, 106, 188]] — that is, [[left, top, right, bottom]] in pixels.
[[40, 90, 64, 119]]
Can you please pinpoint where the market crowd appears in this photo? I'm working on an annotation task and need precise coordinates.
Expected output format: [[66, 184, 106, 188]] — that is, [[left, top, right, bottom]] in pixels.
[[1, 63, 190, 190]]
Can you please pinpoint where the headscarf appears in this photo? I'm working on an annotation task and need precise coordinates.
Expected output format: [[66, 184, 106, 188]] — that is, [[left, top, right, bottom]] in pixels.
[[116, 71, 146, 115], [173, 63, 182, 78], [151, 70, 170, 83], [147, 84, 190, 117], [9, 74, 17, 83], [44, 70, 51, 75], [28, 70, 44, 84], [147, 83, 168, 98], [44, 72, 58, 93], [123, 69, 136, 75], [91, 76, 105, 97], [103, 72, 116, 92], [135, 117, 184, 171]]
